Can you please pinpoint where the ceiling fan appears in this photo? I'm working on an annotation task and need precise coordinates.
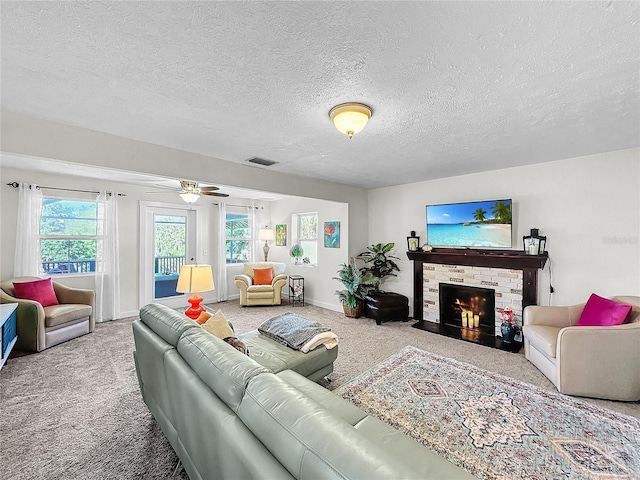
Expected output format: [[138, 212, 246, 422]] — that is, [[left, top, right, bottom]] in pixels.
[[147, 180, 229, 203]]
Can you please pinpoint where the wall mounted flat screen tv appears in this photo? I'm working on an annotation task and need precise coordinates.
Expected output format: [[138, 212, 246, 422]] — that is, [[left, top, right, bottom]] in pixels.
[[426, 199, 513, 248]]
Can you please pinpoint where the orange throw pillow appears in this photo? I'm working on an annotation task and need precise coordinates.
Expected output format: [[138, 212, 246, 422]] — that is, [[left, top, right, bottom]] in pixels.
[[195, 311, 212, 325], [253, 267, 274, 285]]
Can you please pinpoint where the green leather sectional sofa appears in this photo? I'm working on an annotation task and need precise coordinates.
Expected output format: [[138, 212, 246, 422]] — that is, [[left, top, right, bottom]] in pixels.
[[132, 303, 472, 480]]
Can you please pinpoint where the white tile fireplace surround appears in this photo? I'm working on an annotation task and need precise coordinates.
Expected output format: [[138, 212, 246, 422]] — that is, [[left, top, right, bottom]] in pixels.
[[423, 264, 523, 335]]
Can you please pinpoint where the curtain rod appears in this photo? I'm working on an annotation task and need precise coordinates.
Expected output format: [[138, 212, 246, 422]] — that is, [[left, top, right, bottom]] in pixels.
[[6, 182, 126, 197], [212, 202, 261, 209]]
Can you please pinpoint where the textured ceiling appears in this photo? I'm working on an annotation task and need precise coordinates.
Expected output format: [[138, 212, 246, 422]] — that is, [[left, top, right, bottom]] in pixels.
[[1, 1, 639, 189]]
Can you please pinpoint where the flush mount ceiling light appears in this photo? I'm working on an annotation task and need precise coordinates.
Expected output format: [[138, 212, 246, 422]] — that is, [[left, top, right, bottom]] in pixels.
[[329, 102, 372, 139]]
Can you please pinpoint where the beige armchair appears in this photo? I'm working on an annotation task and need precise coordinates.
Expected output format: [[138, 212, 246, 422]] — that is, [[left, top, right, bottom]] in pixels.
[[0, 277, 95, 352], [234, 262, 287, 306], [523, 296, 640, 401]]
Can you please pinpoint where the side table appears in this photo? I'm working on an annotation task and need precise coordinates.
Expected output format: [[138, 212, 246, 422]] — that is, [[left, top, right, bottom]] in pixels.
[[1, 303, 18, 371], [288, 275, 305, 307]]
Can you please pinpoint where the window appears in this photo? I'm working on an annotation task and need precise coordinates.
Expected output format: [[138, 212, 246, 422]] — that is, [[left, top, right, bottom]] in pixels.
[[294, 212, 318, 265], [226, 212, 250, 264], [39, 198, 98, 274]]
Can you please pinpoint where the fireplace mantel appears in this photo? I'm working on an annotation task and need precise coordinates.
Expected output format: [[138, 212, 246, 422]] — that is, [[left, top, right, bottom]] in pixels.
[[407, 248, 548, 325], [407, 248, 548, 270]]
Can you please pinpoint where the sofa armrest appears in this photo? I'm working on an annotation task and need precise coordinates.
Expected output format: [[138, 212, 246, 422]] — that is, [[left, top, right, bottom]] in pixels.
[[272, 274, 287, 288], [556, 323, 640, 400], [54, 283, 95, 307], [523, 304, 584, 328], [1, 290, 45, 352], [234, 274, 253, 288]]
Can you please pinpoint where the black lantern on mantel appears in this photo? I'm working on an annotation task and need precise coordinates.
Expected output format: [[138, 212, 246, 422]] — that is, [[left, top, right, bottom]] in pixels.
[[523, 228, 547, 255], [407, 231, 420, 252]]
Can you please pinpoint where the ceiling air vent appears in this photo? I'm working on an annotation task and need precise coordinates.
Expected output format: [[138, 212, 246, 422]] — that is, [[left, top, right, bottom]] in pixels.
[[246, 157, 279, 167]]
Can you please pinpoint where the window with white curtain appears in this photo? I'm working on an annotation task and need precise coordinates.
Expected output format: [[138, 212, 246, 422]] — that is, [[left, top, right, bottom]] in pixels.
[[225, 211, 251, 264], [39, 197, 98, 274], [292, 212, 318, 265]]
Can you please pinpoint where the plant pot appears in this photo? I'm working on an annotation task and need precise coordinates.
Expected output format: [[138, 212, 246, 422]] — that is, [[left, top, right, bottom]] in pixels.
[[342, 301, 364, 318]]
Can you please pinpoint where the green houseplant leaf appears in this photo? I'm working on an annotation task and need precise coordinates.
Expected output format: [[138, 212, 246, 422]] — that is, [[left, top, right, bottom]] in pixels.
[[356, 242, 401, 291]]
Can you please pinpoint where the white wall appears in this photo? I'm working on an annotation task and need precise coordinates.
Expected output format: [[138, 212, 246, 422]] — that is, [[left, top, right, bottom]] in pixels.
[[368, 148, 640, 313], [269, 197, 350, 311]]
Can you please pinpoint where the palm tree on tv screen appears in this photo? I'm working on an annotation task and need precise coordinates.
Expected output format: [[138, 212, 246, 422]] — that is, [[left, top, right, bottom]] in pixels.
[[473, 208, 487, 223], [491, 201, 512, 224]]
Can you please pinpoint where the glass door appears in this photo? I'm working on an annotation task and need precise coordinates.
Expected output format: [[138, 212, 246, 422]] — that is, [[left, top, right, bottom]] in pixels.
[[140, 203, 197, 308], [154, 214, 188, 299]]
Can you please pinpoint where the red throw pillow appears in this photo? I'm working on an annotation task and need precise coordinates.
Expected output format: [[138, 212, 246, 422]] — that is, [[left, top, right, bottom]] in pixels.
[[253, 267, 274, 285], [576, 293, 632, 327], [13, 278, 59, 307]]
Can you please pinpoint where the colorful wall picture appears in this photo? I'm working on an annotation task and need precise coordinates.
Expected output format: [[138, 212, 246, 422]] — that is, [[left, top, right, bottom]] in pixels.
[[275, 224, 287, 246], [324, 221, 340, 248]]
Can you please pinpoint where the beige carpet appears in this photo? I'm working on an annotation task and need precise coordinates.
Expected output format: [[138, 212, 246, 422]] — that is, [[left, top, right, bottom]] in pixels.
[[212, 300, 639, 418], [0, 300, 637, 480]]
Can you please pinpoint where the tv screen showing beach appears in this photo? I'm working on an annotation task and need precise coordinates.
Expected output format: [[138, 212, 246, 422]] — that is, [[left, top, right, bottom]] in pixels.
[[426, 199, 513, 248]]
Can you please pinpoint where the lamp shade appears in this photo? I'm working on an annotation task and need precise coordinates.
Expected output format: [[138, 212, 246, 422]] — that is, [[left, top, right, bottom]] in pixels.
[[329, 103, 372, 139], [176, 264, 215, 294], [258, 228, 275, 241]]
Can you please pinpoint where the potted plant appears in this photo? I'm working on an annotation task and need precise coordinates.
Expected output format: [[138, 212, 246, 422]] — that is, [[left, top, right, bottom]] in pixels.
[[356, 242, 401, 291], [290, 244, 304, 264], [333, 260, 377, 317]]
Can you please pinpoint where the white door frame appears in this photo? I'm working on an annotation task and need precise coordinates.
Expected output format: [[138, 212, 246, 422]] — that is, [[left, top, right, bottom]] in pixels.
[[139, 201, 202, 309]]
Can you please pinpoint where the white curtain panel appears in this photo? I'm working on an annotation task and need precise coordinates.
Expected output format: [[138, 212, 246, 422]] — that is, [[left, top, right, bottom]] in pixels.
[[216, 202, 228, 302], [250, 202, 259, 261], [94, 191, 120, 322], [14, 183, 43, 277]]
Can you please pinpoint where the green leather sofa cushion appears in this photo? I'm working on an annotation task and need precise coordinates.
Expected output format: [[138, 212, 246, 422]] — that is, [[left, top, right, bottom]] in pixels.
[[276, 369, 367, 426], [177, 328, 269, 412], [132, 320, 179, 448], [164, 351, 294, 480], [240, 330, 338, 378], [139, 303, 199, 346], [238, 373, 427, 480]]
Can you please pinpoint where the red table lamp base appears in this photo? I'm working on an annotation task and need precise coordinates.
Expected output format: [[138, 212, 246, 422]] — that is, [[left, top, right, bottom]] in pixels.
[[184, 293, 205, 319]]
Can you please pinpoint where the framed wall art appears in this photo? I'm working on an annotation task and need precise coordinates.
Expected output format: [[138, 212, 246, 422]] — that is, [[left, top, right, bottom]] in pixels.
[[324, 221, 340, 248], [275, 224, 287, 246]]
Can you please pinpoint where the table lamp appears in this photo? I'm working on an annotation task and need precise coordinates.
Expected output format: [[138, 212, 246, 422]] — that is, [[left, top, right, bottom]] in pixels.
[[258, 227, 275, 261], [176, 264, 215, 319]]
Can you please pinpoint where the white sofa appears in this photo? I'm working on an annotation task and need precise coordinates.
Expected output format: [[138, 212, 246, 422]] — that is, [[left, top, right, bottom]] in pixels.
[[523, 295, 640, 401], [234, 262, 287, 306]]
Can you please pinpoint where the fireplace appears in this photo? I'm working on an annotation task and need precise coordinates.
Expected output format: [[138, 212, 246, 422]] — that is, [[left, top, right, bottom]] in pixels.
[[439, 283, 495, 335], [407, 248, 548, 350]]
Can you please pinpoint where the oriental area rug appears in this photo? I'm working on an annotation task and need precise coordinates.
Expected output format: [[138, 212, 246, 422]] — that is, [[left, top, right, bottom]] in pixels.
[[335, 346, 639, 480]]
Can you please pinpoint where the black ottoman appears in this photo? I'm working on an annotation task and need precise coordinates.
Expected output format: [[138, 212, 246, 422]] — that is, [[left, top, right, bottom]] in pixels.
[[364, 292, 409, 325]]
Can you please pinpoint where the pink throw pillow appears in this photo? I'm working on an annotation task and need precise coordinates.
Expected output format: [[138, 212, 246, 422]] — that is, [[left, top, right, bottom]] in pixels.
[[13, 278, 59, 307], [576, 293, 631, 327]]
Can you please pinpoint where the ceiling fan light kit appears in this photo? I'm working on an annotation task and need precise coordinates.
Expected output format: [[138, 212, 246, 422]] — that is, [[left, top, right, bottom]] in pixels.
[[179, 180, 200, 203], [329, 102, 372, 139], [176, 180, 229, 203]]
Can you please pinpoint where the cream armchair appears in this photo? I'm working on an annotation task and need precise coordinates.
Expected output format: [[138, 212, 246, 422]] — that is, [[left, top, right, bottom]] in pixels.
[[234, 262, 287, 306], [523, 296, 640, 401], [0, 277, 95, 352]]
